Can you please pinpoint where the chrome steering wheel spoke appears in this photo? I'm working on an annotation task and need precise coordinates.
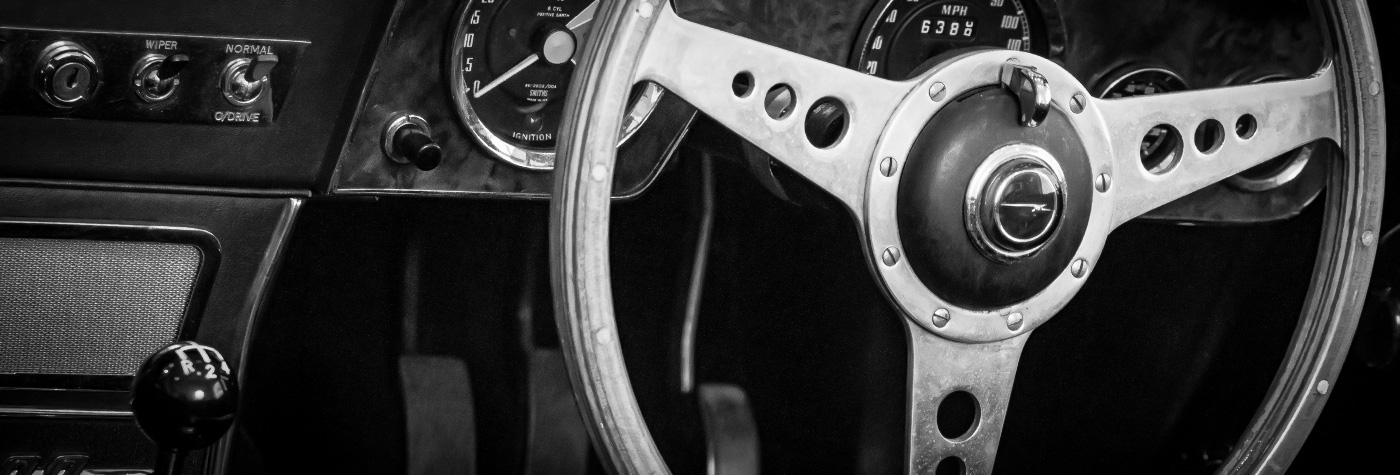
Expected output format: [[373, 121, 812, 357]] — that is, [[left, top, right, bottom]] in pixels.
[[635, 1, 915, 213], [1096, 65, 1341, 229], [906, 322, 1028, 474]]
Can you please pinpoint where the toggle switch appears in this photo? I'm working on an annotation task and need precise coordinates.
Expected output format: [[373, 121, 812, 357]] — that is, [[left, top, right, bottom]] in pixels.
[[221, 53, 278, 107], [132, 53, 189, 103]]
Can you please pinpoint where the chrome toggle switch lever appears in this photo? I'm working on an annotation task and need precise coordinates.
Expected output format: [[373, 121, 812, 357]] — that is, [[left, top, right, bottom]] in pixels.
[[131, 341, 239, 475], [244, 53, 278, 82], [999, 62, 1051, 128], [221, 53, 278, 106], [132, 53, 189, 103]]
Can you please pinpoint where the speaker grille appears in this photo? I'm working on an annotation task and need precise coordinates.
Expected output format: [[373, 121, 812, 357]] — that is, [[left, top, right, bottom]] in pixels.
[[0, 237, 201, 376]]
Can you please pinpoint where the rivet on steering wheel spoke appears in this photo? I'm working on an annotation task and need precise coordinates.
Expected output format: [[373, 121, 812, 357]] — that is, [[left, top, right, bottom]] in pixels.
[[879, 157, 898, 177], [1071, 258, 1088, 278], [1006, 312, 1024, 331], [1362, 230, 1375, 246], [637, 0, 655, 18], [882, 247, 901, 266], [932, 308, 950, 328], [1094, 173, 1111, 193], [1316, 380, 1330, 395], [929, 82, 947, 102]]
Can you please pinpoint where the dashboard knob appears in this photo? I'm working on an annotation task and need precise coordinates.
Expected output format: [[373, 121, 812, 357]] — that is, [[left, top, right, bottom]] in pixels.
[[394, 126, 442, 171], [383, 114, 442, 171], [33, 41, 101, 109], [131, 341, 239, 475]]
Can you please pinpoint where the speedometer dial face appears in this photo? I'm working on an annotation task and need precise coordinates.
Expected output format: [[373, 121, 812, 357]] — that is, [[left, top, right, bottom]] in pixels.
[[854, 0, 1040, 80], [448, 0, 663, 170]]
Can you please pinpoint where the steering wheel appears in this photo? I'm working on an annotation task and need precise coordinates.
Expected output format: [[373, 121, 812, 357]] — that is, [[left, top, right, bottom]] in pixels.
[[550, 0, 1385, 472]]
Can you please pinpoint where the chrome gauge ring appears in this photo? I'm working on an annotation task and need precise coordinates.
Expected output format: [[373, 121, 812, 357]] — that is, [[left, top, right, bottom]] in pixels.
[[446, 0, 664, 170], [852, 0, 1060, 80]]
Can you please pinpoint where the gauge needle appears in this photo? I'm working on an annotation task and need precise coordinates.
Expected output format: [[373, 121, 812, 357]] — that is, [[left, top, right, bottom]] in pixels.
[[472, 1, 599, 99], [473, 54, 538, 98], [566, 1, 598, 31], [565, 1, 599, 64]]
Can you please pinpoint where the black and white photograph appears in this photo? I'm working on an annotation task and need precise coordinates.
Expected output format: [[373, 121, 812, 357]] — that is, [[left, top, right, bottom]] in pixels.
[[0, 0, 1396, 473]]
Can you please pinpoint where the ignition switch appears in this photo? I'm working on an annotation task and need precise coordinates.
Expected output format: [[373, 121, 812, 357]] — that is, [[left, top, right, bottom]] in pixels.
[[131, 53, 190, 103], [33, 40, 101, 109]]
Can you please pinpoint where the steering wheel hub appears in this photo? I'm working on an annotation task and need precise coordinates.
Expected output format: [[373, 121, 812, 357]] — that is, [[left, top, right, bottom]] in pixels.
[[892, 79, 1093, 315]]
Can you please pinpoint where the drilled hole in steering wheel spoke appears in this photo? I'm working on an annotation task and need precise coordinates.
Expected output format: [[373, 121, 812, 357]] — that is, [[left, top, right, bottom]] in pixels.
[[732, 71, 754, 97], [936, 390, 979, 440], [1140, 124, 1183, 174], [1194, 119, 1224, 154], [764, 84, 796, 120], [804, 98, 848, 148], [1236, 114, 1258, 139], [935, 456, 966, 475]]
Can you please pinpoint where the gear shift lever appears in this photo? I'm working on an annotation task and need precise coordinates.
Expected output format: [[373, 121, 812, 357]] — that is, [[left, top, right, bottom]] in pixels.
[[131, 341, 240, 475]]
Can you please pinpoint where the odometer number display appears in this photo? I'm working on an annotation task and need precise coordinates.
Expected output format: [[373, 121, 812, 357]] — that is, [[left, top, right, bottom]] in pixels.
[[855, 0, 1038, 80]]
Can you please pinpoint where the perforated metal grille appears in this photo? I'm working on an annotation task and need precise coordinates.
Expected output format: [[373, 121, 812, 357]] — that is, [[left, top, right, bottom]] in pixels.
[[0, 237, 200, 376]]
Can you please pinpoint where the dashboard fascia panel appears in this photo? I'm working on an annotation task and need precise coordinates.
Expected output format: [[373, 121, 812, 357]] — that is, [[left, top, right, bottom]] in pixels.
[[329, 0, 697, 200], [0, 27, 307, 126], [0, 0, 394, 191]]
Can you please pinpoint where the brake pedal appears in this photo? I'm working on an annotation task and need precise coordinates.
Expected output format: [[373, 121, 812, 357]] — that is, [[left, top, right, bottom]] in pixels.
[[698, 383, 760, 475], [400, 355, 477, 475]]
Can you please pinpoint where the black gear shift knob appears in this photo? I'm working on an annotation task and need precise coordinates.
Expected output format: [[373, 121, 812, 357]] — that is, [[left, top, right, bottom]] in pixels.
[[131, 341, 239, 475]]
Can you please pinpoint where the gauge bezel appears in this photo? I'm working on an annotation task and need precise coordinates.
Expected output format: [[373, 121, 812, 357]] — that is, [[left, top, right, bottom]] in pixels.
[[1094, 66, 1188, 98], [446, 0, 665, 171], [849, 0, 1063, 78]]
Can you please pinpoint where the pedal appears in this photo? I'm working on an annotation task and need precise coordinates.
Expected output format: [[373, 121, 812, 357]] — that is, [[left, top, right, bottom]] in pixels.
[[698, 383, 760, 475], [522, 349, 591, 475], [400, 355, 477, 475]]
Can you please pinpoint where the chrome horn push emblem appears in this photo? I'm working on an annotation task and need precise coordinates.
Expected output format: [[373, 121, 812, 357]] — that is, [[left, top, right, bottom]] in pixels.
[[966, 143, 1066, 264]]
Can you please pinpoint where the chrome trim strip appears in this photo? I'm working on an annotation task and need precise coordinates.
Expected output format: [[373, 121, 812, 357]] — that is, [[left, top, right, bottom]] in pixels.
[[207, 197, 303, 475], [0, 407, 131, 418]]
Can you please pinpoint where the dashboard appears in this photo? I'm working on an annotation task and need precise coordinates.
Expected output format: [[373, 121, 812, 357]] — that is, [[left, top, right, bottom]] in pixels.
[[0, 0, 1327, 222]]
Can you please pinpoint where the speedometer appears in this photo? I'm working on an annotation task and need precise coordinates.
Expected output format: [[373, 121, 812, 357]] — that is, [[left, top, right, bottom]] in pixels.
[[853, 0, 1046, 80], [448, 0, 663, 170]]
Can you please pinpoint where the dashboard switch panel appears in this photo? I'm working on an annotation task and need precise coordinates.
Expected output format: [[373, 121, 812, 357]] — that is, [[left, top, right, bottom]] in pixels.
[[0, 28, 307, 126]]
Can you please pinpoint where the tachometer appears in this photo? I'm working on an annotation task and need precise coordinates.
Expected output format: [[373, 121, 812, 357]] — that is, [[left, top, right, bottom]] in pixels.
[[448, 0, 663, 170], [853, 0, 1045, 80]]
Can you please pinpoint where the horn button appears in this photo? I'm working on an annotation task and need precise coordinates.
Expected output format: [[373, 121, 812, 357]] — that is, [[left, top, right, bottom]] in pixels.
[[895, 86, 1093, 309], [967, 152, 1065, 262]]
